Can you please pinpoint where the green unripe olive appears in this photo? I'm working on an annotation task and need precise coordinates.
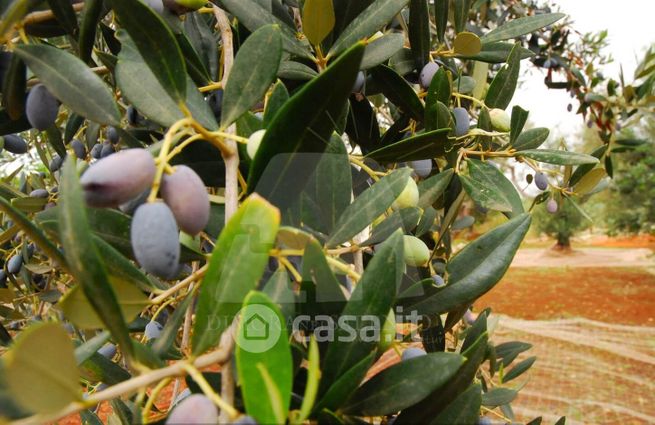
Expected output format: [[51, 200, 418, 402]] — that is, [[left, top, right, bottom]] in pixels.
[[403, 235, 430, 267], [379, 309, 396, 352], [163, 0, 205, 15], [392, 177, 419, 210], [247, 129, 265, 159], [489, 108, 511, 132], [171, 0, 206, 9]]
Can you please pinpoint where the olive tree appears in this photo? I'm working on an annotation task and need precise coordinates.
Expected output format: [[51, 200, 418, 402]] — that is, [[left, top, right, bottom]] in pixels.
[[0, 0, 614, 424]]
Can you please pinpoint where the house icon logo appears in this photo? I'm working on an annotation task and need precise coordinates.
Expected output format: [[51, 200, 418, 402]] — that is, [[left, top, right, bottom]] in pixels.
[[236, 304, 282, 353], [244, 313, 269, 340]]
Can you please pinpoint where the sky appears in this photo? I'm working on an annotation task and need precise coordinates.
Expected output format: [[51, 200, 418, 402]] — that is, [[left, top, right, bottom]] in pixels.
[[509, 0, 655, 143]]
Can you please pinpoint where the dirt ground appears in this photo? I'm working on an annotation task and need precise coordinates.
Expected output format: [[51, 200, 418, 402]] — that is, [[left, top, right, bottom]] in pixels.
[[475, 241, 655, 425], [510, 247, 654, 269], [478, 267, 655, 325]]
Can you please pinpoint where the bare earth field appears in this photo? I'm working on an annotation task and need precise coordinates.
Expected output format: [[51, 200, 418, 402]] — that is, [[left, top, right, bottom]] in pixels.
[[478, 244, 655, 424]]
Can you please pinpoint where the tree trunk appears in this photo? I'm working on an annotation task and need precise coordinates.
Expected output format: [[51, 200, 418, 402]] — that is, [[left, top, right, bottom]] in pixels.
[[553, 232, 571, 251]]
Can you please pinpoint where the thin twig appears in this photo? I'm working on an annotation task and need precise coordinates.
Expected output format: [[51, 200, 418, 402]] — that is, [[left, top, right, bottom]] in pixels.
[[213, 6, 238, 422]]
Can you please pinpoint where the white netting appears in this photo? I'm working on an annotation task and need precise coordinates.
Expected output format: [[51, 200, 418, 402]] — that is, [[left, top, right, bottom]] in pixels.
[[493, 315, 655, 425]]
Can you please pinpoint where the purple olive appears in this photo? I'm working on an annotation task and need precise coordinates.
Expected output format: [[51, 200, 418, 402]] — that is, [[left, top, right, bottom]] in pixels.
[[127, 106, 141, 126], [453, 107, 470, 137], [234, 416, 258, 424], [98, 343, 116, 358], [161, 165, 210, 235], [106, 126, 120, 145], [29, 189, 49, 198], [207, 90, 223, 121], [419, 62, 439, 89], [401, 347, 426, 361], [71, 139, 87, 159], [6, 254, 23, 274], [352, 71, 365, 93], [546, 199, 558, 214], [80, 148, 156, 208], [131, 202, 180, 279], [431, 274, 445, 288], [463, 309, 476, 325], [26, 84, 59, 131], [100, 141, 114, 158], [166, 394, 218, 425], [49, 154, 64, 172], [90, 143, 102, 159], [3, 134, 28, 154], [534, 172, 548, 191], [144, 320, 163, 340], [409, 160, 432, 178]]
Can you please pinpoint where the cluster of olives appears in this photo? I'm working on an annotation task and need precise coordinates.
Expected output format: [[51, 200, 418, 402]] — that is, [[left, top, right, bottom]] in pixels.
[[375, 174, 433, 269], [80, 149, 210, 279], [528, 171, 558, 213], [419, 61, 511, 140]]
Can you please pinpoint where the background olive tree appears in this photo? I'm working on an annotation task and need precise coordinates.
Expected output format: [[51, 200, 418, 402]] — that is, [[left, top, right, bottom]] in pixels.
[[0, 0, 634, 424]]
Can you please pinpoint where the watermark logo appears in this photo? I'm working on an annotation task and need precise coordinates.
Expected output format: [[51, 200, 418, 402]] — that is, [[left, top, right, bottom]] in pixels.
[[235, 304, 283, 353]]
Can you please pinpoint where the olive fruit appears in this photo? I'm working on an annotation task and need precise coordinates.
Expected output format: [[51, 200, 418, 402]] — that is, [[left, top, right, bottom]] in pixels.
[[127, 106, 141, 126], [29, 189, 48, 198], [131, 202, 180, 279], [207, 90, 223, 120], [463, 309, 476, 325], [3, 134, 28, 154], [453, 107, 470, 137], [106, 126, 119, 144], [100, 141, 114, 158], [234, 416, 258, 425], [478, 417, 492, 425], [489, 108, 511, 132], [546, 199, 558, 214], [144, 320, 163, 340], [534, 172, 548, 191], [98, 343, 117, 358], [80, 149, 156, 208], [6, 254, 23, 274], [401, 347, 426, 361], [409, 159, 432, 178], [247, 129, 266, 159], [71, 139, 87, 159], [172, 388, 192, 406], [143, 0, 166, 14], [379, 309, 396, 352], [26, 84, 59, 130], [431, 274, 445, 288], [90, 143, 102, 159], [392, 177, 419, 210], [163, 0, 205, 15], [419, 62, 439, 89], [403, 235, 430, 267], [161, 165, 210, 235], [352, 71, 365, 93], [0, 270, 7, 288], [49, 154, 63, 172], [165, 394, 218, 425]]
